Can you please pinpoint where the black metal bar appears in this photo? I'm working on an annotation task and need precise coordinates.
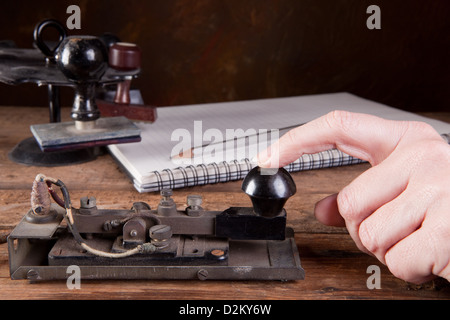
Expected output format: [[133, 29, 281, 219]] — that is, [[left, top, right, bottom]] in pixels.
[[48, 84, 61, 123]]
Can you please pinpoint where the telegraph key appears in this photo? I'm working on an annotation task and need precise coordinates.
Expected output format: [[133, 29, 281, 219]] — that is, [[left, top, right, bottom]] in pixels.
[[7, 167, 305, 281]]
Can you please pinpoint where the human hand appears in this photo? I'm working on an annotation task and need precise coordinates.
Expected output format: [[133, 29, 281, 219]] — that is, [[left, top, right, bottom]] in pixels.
[[256, 111, 450, 284]]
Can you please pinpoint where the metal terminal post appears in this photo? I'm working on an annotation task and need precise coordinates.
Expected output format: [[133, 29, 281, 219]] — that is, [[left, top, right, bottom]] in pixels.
[[186, 195, 204, 217], [80, 196, 96, 209], [157, 189, 177, 216], [149, 224, 172, 249]]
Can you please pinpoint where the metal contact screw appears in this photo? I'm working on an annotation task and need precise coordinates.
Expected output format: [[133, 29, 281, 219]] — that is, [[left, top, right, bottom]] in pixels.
[[160, 189, 174, 206], [187, 195, 202, 209], [80, 196, 96, 209], [161, 189, 173, 199]]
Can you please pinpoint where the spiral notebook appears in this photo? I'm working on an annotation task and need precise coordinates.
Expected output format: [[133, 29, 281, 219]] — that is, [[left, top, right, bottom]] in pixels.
[[107, 93, 450, 193]]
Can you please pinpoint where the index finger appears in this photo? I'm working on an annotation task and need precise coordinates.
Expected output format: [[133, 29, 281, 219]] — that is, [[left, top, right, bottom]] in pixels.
[[256, 110, 409, 168]]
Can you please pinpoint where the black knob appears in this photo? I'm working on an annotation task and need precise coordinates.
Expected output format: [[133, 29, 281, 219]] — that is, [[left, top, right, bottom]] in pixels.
[[242, 166, 296, 217]]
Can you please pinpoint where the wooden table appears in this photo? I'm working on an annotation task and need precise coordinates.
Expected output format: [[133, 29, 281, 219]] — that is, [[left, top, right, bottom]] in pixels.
[[1, 106, 449, 301]]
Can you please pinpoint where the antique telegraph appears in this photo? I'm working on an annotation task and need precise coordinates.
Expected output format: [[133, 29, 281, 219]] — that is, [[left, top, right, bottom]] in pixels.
[[8, 167, 305, 281], [0, 19, 156, 165]]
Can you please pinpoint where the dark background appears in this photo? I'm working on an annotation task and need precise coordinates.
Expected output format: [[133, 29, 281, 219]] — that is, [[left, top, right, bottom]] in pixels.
[[0, 0, 449, 112]]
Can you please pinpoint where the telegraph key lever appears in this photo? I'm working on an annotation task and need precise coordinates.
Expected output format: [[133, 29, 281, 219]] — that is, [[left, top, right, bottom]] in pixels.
[[242, 166, 297, 217], [7, 167, 304, 281]]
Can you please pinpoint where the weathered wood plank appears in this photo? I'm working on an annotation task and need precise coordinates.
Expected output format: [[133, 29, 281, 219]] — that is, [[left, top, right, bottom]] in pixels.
[[0, 106, 448, 300], [0, 233, 448, 300]]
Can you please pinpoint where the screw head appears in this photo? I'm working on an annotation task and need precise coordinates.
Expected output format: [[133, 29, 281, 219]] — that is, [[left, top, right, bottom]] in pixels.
[[187, 195, 202, 207], [129, 229, 138, 237], [27, 269, 39, 280], [103, 221, 112, 231], [160, 189, 173, 197], [160, 189, 175, 206], [80, 196, 96, 209], [149, 224, 172, 241], [197, 269, 209, 280]]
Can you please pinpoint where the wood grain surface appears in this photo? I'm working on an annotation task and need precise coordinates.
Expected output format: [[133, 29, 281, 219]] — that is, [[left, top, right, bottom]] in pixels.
[[0, 106, 449, 300]]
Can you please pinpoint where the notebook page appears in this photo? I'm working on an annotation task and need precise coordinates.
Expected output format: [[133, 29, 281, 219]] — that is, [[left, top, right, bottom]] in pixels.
[[108, 92, 450, 189]]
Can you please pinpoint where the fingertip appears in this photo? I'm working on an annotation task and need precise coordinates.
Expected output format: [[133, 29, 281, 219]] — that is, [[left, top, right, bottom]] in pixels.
[[254, 154, 270, 168], [255, 144, 281, 168]]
